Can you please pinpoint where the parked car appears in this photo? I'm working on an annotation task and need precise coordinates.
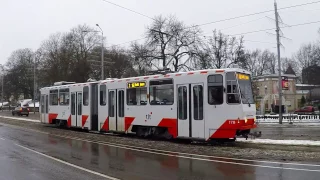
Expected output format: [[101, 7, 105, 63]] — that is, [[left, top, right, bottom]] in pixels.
[[294, 106, 319, 115], [12, 106, 30, 116]]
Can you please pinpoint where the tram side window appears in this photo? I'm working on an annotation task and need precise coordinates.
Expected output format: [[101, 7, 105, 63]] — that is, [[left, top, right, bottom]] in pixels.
[[193, 85, 203, 120], [71, 93, 75, 115], [149, 79, 174, 105], [118, 90, 125, 117], [49, 90, 58, 106], [100, 85, 106, 106], [226, 72, 240, 104], [208, 75, 223, 105], [45, 95, 48, 113], [178, 86, 187, 120], [109, 91, 115, 117], [59, 88, 70, 105], [127, 87, 147, 105], [83, 86, 89, 106]]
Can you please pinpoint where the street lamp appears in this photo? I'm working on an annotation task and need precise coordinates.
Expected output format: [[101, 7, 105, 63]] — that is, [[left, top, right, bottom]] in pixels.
[[96, 24, 104, 80], [33, 53, 37, 114], [82, 24, 104, 80]]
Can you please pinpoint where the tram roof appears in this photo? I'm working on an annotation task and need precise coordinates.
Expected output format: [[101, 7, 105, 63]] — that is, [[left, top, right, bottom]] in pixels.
[[40, 68, 250, 90]]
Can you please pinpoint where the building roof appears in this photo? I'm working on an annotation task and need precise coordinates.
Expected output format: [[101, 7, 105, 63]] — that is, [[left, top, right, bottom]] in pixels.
[[253, 74, 297, 80]]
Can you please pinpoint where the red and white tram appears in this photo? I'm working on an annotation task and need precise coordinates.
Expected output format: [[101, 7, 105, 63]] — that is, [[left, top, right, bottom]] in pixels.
[[39, 68, 257, 141]]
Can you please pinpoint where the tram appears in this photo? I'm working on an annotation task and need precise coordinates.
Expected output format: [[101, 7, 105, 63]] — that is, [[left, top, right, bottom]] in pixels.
[[39, 68, 257, 141]]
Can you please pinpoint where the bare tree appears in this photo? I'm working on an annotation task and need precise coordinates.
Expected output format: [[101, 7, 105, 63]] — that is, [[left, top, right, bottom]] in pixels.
[[192, 30, 246, 70], [145, 15, 201, 71], [129, 42, 153, 75], [38, 24, 101, 85], [5, 48, 35, 99], [261, 50, 277, 74], [244, 49, 264, 76]]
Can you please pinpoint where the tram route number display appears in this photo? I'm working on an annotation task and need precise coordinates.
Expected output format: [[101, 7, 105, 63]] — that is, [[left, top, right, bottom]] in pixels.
[[127, 82, 146, 88]]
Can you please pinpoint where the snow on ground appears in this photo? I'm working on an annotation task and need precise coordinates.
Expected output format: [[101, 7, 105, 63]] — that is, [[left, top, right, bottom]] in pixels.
[[0, 115, 40, 123], [237, 138, 320, 146]]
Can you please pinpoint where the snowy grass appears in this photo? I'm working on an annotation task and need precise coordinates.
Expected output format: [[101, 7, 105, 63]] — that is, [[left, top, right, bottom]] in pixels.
[[237, 138, 320, 146]]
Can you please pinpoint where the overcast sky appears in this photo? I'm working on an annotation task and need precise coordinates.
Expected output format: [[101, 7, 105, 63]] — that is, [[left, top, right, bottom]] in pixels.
[[1, 0, 320, 66]]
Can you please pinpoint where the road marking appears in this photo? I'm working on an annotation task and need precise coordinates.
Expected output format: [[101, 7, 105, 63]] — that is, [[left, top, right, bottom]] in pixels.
[[14, 131, 320, 171], [15, 143, 119, 180], [0, 137, 5, 140], [2, 120, 320, 169], [16, 139, 320, 172]]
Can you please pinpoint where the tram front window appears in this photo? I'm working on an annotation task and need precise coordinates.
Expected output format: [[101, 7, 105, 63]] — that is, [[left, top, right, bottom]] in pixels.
[[236, 73, 254, 104]]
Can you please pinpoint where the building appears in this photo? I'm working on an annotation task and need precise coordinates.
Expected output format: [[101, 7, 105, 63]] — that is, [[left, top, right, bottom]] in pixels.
[[296, 84, 320, 106], [253, 74, 298, 113]]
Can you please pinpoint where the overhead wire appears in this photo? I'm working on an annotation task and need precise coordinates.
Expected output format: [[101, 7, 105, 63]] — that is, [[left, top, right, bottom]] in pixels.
[[228, 20, 320, 36], [200, 36, 276, 45], [101, 0, 156, 21], [101, 0, 320, 47]]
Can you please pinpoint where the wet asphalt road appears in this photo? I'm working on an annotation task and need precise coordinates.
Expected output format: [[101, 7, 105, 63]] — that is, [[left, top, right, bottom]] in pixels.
[[0, 126, 106, 180], [1, 124, 320, 179]]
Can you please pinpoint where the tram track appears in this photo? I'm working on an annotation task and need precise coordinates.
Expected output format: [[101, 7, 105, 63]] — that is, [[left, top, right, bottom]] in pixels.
[[1, 116, 320, 164]]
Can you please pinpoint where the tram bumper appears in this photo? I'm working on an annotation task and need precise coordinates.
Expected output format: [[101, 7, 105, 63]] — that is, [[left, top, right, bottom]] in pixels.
[[236, 124, 261, 139]]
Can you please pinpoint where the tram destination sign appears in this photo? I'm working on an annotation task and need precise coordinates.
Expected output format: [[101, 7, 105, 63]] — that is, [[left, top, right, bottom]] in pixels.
[[127, 82, 146, 88], [236, 73, 250, 80]]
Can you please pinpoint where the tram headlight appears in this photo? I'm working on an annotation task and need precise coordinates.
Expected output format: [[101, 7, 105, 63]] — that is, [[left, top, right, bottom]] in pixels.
[[244, 117, 248, 123]]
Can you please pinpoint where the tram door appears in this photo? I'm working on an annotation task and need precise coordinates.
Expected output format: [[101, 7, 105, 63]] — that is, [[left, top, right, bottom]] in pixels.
[[108, 90, 117, 131], [40, 95, 48, 123], [177, 83, 204, 138], [108, 89, 125, 132], [71, 92, 82, 127], [117, 89, 125, 132]]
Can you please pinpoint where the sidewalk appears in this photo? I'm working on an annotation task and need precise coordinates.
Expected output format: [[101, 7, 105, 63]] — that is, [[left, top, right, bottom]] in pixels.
[[0, 115, 40, 123]]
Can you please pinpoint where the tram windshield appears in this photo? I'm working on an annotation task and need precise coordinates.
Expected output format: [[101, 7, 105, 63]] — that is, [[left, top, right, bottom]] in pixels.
[[236, 73, 254, 104]]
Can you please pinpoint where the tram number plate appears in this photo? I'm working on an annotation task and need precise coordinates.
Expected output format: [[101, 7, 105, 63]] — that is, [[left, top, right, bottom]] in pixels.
[[229, 120, 236, 125]]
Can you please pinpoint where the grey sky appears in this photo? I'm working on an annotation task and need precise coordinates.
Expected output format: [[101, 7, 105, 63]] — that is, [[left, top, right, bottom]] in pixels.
[[1, 0, 320, 66]]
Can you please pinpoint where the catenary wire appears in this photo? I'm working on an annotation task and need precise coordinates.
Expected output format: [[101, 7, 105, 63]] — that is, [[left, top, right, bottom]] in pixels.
[[102, 0, 320, 48]]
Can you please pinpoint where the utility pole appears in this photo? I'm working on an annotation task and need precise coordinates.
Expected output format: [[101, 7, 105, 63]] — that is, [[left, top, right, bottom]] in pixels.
[[1, 74, 3, 112], [274, 0, 283, 124], [33, 54, 36, 114], [0, 64, 4, 112]]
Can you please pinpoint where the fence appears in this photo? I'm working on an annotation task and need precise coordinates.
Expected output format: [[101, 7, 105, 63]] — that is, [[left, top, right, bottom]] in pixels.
[[256, 114, 320, 123]]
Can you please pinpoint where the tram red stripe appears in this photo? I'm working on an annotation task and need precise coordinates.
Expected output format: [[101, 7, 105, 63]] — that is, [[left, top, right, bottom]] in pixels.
[[210, 119, 254, 139], [48, 113, 58, 124], [125, 117, 135, 131], [82, 115, 89, 127], [158, 118, 177, 138], [67, 115, 71, 127], [101, 116, 109, 131]]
